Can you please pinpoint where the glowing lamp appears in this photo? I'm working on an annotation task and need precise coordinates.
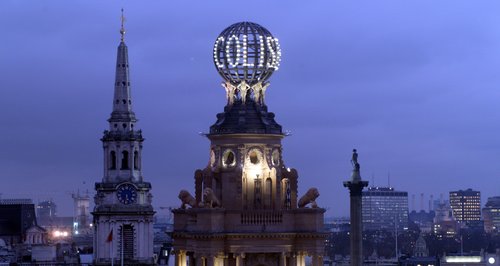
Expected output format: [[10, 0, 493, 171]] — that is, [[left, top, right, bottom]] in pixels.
[[445, 256, 481, 263]]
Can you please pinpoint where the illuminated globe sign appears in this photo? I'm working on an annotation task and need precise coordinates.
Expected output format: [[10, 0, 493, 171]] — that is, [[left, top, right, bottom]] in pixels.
[[213, 21, 281, 86], [213, 22, 281, 105]]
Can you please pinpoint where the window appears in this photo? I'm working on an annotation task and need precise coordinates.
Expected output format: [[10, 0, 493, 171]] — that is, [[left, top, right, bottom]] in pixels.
[[222, 149, 236, 167], [110, 151, 117, 170], [254, 178, 262, 209], [121, 151, 129, 169], [134, 151, 139, 170], [250, 151, 259, 164]]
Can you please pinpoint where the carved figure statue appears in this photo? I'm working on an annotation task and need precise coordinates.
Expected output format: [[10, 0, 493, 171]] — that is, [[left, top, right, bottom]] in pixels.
[[222, 82, 236, 105], [298, 188, 320, 208], [252, 82, 262, 104], [202, 187, 221, 208], [178, 190, 197, 209], [222, 82, 229, 101], [238, 81, 250, 104], [351, 149, 360, 171], [260, 82, 270, 104]]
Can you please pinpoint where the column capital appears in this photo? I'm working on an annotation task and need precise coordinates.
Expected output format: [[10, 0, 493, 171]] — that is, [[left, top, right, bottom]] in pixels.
[[343, 180, 368, 196]]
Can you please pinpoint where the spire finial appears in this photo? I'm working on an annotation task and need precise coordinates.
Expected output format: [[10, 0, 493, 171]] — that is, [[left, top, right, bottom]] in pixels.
[[120, 8, 126, 42]]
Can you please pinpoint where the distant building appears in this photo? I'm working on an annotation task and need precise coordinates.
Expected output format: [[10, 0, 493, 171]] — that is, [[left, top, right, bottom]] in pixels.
[[433, 202, 458, 238], [413, 234, 429, 257], [36, 200, 57, 221], [362, 187, 409, 232], [399, 234, 438, 266], [71, 191, 91, 234], [483, 196, 500, 233], [324, 217, 350, 233], [433, 198, 449, 211], [409, 210, 434, 234], [38, 216, 74, 240], [24, 225, 47, 245], [449, 189, 481, 228], [35, 201, 74, 240], [0, 201, 37, 245], [0, 199, 32, 205]]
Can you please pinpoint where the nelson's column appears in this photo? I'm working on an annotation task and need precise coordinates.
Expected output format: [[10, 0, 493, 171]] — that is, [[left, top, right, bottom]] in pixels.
[[173, 22, 326, 266], [92, 13, 155, 265], [343, 150, 368, 266]]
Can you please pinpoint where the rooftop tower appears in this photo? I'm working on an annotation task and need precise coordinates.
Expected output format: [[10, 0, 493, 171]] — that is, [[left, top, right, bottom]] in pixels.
[[173, 22, 326, 266], [92, 10, 154, 265]]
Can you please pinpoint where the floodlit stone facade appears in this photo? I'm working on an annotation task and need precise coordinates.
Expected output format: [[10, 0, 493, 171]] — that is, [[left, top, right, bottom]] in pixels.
[[173, 22, 326, 266], [173, 134, 326, 266]]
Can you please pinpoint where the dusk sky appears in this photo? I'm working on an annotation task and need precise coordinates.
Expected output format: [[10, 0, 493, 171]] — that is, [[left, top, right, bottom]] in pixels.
[[1, 1, 500, 217]]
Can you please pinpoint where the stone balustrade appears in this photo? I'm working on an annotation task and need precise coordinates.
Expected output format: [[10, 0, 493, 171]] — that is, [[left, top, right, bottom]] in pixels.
[[240, 211, 283, 225]]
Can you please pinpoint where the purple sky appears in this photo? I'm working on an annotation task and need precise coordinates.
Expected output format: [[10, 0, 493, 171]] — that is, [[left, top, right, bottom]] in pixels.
[[1, 1, 499, 217]]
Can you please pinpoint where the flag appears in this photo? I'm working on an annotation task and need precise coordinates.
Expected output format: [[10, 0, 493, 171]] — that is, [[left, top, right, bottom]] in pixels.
[[106, 229, 113, 242]]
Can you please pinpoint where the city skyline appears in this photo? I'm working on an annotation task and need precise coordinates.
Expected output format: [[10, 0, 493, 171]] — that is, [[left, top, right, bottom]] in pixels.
[[1, 1, 500, 217]]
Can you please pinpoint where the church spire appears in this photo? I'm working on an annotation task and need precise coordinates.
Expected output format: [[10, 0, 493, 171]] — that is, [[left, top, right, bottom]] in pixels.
[[108, 8, 136, 129], [101, 10, 144, 183], [94, 12, 153, 265]]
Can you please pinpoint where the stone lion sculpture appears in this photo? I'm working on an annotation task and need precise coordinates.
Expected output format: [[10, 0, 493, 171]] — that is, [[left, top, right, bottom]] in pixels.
[[298, 187, 320, 208], [178, 190, 197, 209], [202, 188, 221, 208]]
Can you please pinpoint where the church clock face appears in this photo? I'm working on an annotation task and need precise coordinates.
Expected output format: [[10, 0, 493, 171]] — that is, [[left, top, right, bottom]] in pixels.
[[117, 183, 137, 205]]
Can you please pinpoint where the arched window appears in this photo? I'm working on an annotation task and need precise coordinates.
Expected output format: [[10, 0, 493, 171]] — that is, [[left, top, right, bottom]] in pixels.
[[265, 178, 272, 209], [121, 151, 129, 170], [254, 178, 262, 209], [133, 151, 139, 170], [110, 151, 117, 170]]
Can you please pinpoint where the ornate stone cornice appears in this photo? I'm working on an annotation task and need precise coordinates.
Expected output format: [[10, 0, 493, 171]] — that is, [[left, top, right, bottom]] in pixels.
[[172, 232, 328, 240]]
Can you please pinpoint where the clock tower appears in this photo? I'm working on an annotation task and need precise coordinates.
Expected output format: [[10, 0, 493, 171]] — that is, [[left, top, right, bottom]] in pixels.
[[92, 11, 154, 265]]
